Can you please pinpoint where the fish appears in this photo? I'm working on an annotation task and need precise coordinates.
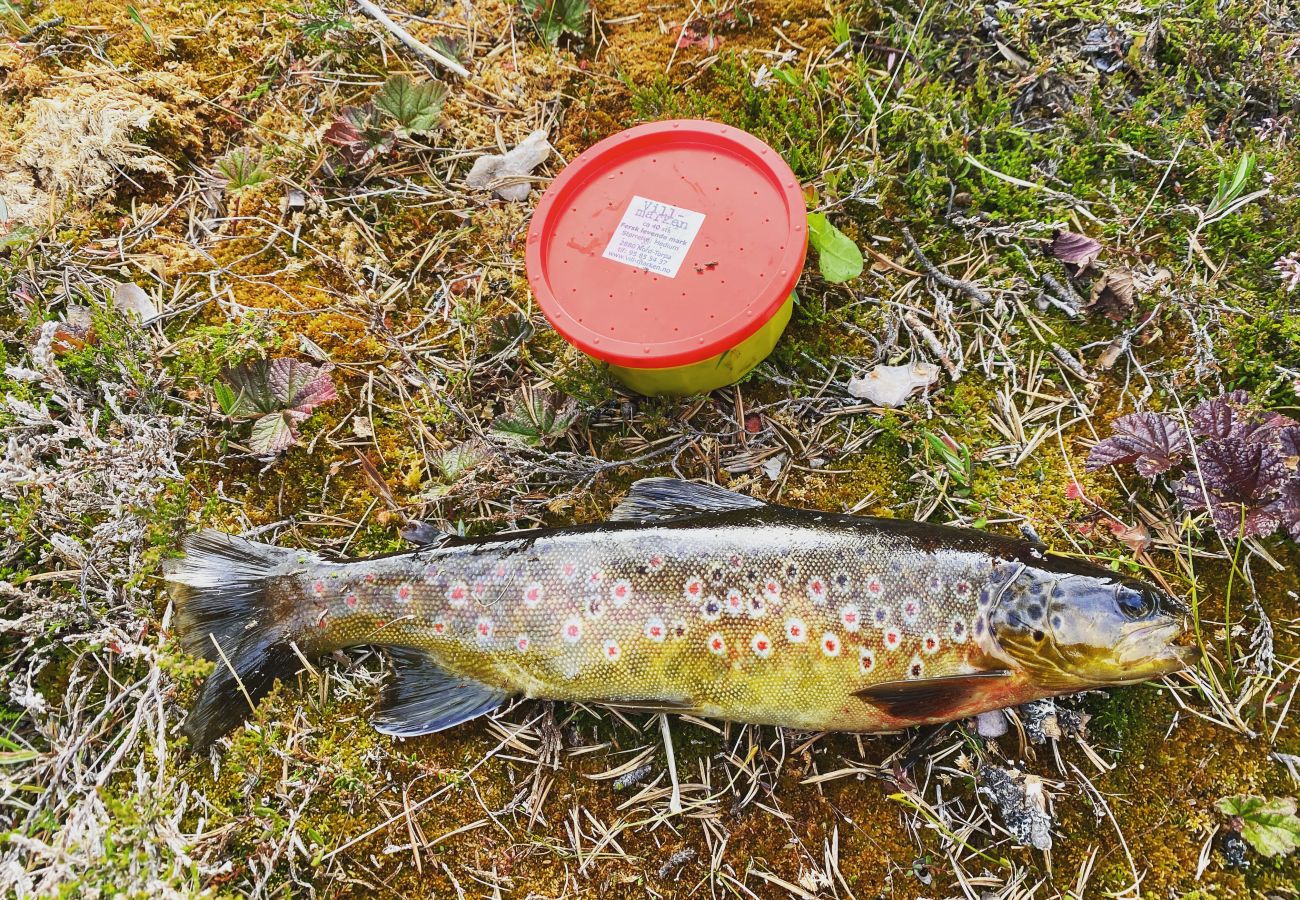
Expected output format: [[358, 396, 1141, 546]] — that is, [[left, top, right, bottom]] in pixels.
[[165, 478, 1195, 749]]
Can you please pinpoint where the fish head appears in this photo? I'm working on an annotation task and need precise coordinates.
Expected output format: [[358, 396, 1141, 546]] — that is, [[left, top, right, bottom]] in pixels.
[[985, 556, 1196, 691]]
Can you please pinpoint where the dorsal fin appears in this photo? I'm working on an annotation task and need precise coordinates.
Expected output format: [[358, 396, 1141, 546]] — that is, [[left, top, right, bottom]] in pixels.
[[373, 648, 510, 737], [608, 478, 767, 523], [854, 671, 1013, 721]]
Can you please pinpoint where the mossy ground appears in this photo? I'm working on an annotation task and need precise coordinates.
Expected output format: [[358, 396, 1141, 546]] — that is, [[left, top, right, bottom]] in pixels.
[[2, 0, 1298, 895]]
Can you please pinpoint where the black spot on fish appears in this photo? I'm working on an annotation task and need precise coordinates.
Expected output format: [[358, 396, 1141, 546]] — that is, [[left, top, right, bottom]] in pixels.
[[1025, 603, 1042, 620], [1032, 629, 1045, 642], [1051, 615, 1063, 630]]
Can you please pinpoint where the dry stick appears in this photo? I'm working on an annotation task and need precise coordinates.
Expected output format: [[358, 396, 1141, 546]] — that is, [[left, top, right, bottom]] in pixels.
[[901, 226, 992, 307], [355, 0, 472, 79], [902, 310, 960, 379], [659, 713, 684, 815]]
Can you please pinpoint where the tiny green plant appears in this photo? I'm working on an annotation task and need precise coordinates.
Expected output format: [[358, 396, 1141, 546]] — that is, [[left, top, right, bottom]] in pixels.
[[373, 74, 448, 138], [806, 212, 864, 283], [214, 358, 337, 456], [215, 147, 271, 194], [521, 0, 588, 46], [1217, 795, 1300, 859], [491, 385, 577, 447]]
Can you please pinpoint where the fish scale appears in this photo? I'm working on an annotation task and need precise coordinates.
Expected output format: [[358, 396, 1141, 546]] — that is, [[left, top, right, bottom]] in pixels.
[[167, 478, 1192, 748]]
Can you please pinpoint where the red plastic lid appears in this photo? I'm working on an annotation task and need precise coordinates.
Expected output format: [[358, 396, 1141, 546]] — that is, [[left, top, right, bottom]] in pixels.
[[525, 120, 807, 369]]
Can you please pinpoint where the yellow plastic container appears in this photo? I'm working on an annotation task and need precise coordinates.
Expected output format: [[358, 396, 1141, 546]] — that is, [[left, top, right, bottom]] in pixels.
[[524, 120, 807, 396], [605, 292, 795, 395]]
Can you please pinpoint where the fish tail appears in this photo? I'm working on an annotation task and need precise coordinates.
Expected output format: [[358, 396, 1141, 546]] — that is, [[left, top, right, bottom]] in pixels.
[[165, 529, 313, 750]]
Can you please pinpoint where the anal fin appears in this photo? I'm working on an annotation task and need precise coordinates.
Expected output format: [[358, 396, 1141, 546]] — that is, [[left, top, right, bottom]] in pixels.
[[374, 648, 510, 737], [855, 671, 1013, 721]]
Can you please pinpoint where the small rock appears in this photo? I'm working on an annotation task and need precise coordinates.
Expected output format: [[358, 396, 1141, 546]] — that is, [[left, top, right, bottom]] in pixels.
[[979, 764, 1053, 850], [465, 130, 551, 201], [976, 709, 1009, 738], [846, 362, 940, 407], [112, 281, 159, 323]]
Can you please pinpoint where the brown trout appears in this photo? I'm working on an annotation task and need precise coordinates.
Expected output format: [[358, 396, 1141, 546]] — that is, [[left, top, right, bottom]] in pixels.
[[167, 478, 1193, 748]]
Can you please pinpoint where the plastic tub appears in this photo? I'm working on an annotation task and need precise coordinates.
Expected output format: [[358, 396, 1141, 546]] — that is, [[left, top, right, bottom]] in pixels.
[[524, 120, 807, 396]]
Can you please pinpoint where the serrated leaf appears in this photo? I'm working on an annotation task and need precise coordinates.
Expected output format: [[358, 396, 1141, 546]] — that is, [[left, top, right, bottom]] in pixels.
[[249, 412, 297, 455], [1085, 412, 1188, 477], [491, 386, 577, 446], [215, 147, 270, 193], [1217, 795, 1300, 858], [373, 75, 447, 137], [521, 0, 589, 45], [806, 213, 864, 283], [1174, 437, 1288, 538], [216, 358, 337, 456], [266, 358, 337, 414]]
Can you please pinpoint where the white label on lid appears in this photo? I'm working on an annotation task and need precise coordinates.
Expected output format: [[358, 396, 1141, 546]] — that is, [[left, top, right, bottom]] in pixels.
[[601, 195, 706, 278]]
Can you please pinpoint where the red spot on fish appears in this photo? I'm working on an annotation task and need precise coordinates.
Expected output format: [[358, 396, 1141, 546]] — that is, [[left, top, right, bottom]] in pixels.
[[859, 648, 876, 673], [395, 584, 413, 603], [684, 577, 704, 598], [884, 629, 901, 649], [312, 580, 326, 595], [603, 639, 621, 661], [725, 588, 745, 614], [447, 583, 468, 607], [648, 553, 665, 570], [431, 620, 446, 635], [523, 582, 544, 607], [645, 617, 666, 641], [866, 576, 884, 595], [515, 634, 530, 652], [821, 633, 841, 657], [561, 562, 578, 579], [562, 617, 583, 643], [923, 634, 940, 654], [344, 593, 358, 609], [840, 605, 861, 632], [707, 632, 727, 655], [785, 617, 806, 643], [610, 579, 632, 606], [476, 618, 494, 641], [364, 573, 376, 584], [807, 578, 828, 603], [751, 632, 772, 658]]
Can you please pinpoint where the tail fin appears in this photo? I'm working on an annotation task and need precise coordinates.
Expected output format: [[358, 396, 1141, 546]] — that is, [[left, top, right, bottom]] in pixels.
[[165, 530, 310, 750]]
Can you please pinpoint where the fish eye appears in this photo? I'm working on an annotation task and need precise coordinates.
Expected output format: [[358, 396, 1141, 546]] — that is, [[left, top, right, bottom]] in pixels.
[[1116, 586, 1155, 620]]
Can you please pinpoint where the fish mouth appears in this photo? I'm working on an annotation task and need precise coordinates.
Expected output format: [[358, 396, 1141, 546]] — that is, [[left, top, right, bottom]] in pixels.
[[1109, 618, 1199, 682]]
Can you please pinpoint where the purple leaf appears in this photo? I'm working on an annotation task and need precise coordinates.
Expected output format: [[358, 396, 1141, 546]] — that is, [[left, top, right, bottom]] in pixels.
[[1173, 438, 1289, 539], [1279, 426, 1300, 461], [1273, 479, 1300, 540], [218, 358, 336, 456], [1049, 230, 1102, 271], [1086, 412, 1189, 477], [267, 358, 337, 414]]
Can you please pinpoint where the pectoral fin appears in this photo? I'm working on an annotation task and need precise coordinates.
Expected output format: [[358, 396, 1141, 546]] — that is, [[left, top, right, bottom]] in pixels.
[[854, 671, 1013, 721], [373, 648, 510, 737]]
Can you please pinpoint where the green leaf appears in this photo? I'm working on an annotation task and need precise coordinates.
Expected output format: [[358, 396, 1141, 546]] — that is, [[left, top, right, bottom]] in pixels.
[[491, 386, 577, 446], [249, 412, 297, 455], [215, 147, 270, 193], [806, 212, 864, 283], [520, 0, 588, 46], [373, 74, 448, 137], [1217, 795, 1300, 858]]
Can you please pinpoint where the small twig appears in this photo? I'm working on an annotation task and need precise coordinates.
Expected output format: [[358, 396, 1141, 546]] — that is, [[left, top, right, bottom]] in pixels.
[[355, 0, 472, 79], [901, 227, 992, 307], [1041, 273, 1084, 311], [1049, 342, 1096, 383], [903, 310, 960, 379]]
